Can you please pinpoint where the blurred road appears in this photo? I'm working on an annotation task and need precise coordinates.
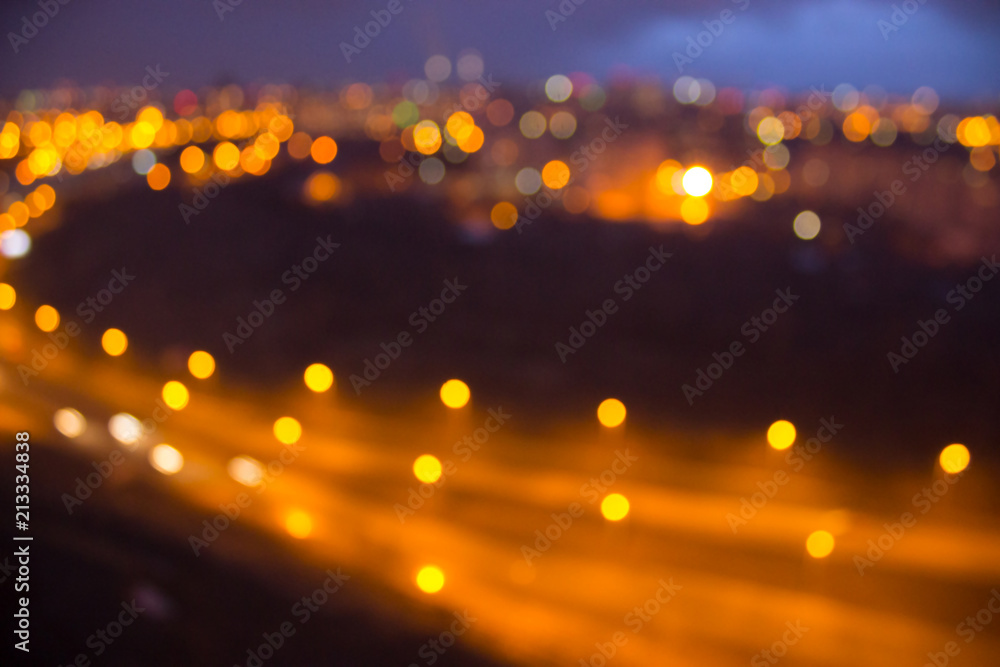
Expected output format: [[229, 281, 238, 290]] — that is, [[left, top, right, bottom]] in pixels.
[[3, 308, 1000, 667]]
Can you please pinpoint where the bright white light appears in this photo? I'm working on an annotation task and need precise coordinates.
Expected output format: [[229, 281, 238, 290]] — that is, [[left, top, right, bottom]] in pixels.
[[54, 408, 87, 438], [682, 167, 713, 197], [227, 455, 264, 486], [515, 167, 541, 195], [131, 149, 156, 175], [0, 229, 31, 259], [793, 210, 822, 240], [108, 412, 142, 446], [149, 444, 183, 475], [545, 75, 573, 103], [673, 76, 701, 104]]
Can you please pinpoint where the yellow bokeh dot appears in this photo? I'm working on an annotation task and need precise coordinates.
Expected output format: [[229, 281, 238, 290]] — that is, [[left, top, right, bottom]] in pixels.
[[146, 163, 171, 190], [767, 420, 796, 450], [285, 510, 313, 539], [601, 493, 630, 521], [730, 166, 759, 197], [416, 565, 445, 593], [490, 201, 518, 230], [130, 122, 156, 149], [413, 121, 442, 155], [137, 106, 164, 131], [254, 132, 280, 160], [542, 160, 571, 189], [101, 328, 128, 356], [213, 141, 240, 170], [35, 304, 59, 332], [962, 117, 991, 147], [310, 136, 338, 164], [680, 196, 709, 225], [757, 117, 785, 146], [654, 160, 682, 194], [682, 166, 713, 197], [806, 530, 835, 558], [304, 363, 334, 392], [188, 350, 215, 379], [597, 398, 626, 428], [273, 416, 302, 444], [413, 454, 443, 483], [446, 111, 474, 139], [180, 145, 205, 174], [440, 379, 470, 409], [27, 148, 55, 177], [939, 443, 970, 474], [162, 380, 190, 410], [457, 125, 485, 153], [0, 213, 15, 231], [0, 283, 15, 310]]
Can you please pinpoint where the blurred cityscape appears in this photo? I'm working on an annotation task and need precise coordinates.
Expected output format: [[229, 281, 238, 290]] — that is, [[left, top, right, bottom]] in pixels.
[[1, 2, 1000, 666]]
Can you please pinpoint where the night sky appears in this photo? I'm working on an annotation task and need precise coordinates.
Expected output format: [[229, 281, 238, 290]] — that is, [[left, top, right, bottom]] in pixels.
[[1, 0, 998, 99]]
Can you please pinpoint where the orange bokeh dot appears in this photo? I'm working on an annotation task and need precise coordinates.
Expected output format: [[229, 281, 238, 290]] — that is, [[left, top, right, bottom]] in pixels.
[[311, 136, 338, 164]]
